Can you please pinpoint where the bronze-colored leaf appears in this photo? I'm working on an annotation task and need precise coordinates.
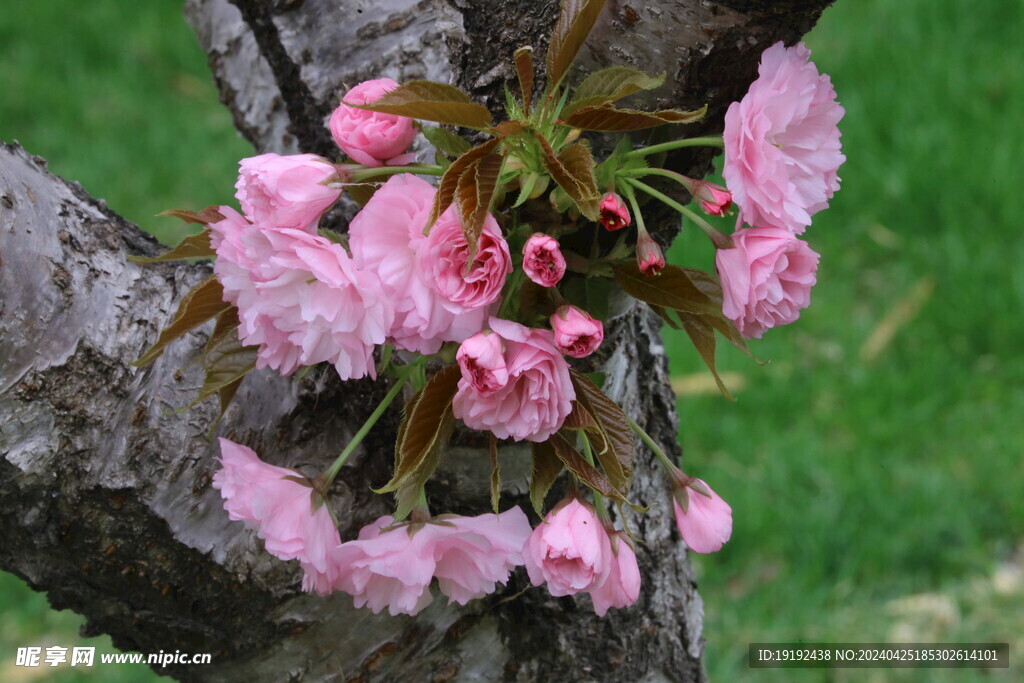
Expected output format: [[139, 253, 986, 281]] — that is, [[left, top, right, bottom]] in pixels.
[[346, 182, 378, 207], [128, 230, 214, 264], [489, 435, 501, 514], [536, 136, 600, 220], [204, 307, 241, 354], [569, 370, 634, 492], [562, 400, 597, 431], [378, 365, 461, 494], [349, 80, 493, 129], [563, 66, 665, 116], [426, 137, 502, 233], [546, 0, 609, 86], [187, 331, 257, 411], [563, 103, 707, 131], [493, 120, 527, 137], [455, 152, 503, 263], [157, 206, 227, 225], [549, 432, 624, 501], [678, 312, 734, 401], [613, 262, 722, 316], [530, 440, 565, 515], [514, 46, 535, 112], [133, 276, 230, 367]]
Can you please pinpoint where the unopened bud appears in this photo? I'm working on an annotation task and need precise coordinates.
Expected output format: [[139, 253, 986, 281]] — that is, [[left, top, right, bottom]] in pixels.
[[636, 228, 665, 275]]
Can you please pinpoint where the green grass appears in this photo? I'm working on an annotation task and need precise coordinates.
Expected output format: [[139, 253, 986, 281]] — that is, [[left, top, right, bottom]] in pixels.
[[664, 0, 1024, 679], [1, 0, 1021, 681]]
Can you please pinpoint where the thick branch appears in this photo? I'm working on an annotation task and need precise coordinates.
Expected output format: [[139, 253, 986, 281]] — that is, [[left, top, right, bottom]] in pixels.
[[2, 1, 834, 679]]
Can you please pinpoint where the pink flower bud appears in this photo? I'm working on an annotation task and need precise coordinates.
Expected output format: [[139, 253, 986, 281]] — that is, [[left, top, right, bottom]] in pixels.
[[692, 180, 733, 217], [550, 305, 604, 359], [524, 498, 609, 597], [636, 229, 665, 275], [522, 233, 566, 287], [599, 193, 631, 231], [235, 153, 341, 232], [329, 78, 418, 168], [672, 477, 732, 554], [456, 331, 508, 395]]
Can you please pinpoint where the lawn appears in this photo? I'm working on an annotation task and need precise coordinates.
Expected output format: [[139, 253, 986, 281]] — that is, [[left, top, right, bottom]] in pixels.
[[1, 0, 1020, 681]]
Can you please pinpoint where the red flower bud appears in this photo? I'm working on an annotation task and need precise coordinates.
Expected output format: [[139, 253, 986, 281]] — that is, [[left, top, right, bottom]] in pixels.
[[692, 180, 733, 217], [599, 193, 631, 231], [636, 229, 665, 275]]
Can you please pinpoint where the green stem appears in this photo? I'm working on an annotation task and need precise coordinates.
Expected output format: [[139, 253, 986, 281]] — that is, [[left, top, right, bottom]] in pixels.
[[350, 164, 445, 182], [618, 182, 648, 237], [322, 375, 408, 484], [624, 136, 724, 160], [579, 431, 610, 522], [619, 166, 691, 184], [623, 178, 731, 249], [627, 416, 679, 473]]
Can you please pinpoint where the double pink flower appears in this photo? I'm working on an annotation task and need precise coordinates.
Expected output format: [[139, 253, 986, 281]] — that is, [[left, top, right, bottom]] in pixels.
[[333, 509, 533, 616], [453, 318, 575, 442], [212, 439, 341, 595], [723, 42, 845, 234]]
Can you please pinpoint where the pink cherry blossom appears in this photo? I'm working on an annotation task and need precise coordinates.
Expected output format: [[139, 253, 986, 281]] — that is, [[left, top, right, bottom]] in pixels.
[[348, 174, 490, 354], [672, 478, 733, 554], [589, 532, 642, 617], [417, 206, 511, 313], [209, 215, 394, 379], [452, 317, 575, 442], [211, 438, 341, 595], [715, 226, 819, 339], [522, 233, 566, 287], [456, 332, 508, 396], [599, 193, 630, 231], [550, 305, 604, 359], [235, 153, 340, 232], [329, 78, 418, 167], [723, 41, 845, 234], [524, 498, 609, 597], [332, 508, 532, 615]]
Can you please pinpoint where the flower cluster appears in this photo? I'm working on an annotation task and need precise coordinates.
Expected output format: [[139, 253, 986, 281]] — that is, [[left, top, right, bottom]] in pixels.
[[141, 12, 843, 621]]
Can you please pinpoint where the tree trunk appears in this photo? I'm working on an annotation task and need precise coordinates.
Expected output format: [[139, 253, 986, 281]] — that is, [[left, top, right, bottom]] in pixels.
[[0, 1, 833, 680]]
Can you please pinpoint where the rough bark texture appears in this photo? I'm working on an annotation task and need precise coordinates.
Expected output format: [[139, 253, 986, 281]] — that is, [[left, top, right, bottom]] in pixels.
[[0, 1, 833, 680]]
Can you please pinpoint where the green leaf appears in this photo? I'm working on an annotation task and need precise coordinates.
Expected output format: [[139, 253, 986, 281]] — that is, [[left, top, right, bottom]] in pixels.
[[530, 440, 565, 515], [563, 103, 707, 131], [489, 435, 501, 514], [426, 137, 503, 233], [563, 66, 665, 116], [420, 125, 472, 158], [613, 261, 722, 316], [536, 136, 600, 220], [514, 46, 535, 112], [569, 369, 634, 493], [546, 0, 609, 87], [378, 366, 461, 518], [549, 431, 624, 501], [561, 275, 612, 322], [128, 229, 214, 265], [350, 80, 493, 129], [455, 152, 503, 263], [133, 276, 230, 367]]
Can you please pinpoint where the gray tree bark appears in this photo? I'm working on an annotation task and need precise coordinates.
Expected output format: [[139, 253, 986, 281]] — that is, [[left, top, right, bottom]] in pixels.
[[0, 1, 833, 680]]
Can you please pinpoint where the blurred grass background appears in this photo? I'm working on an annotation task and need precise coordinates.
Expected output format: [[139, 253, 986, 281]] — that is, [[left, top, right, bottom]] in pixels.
[[1, 0, 1021, 681]]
